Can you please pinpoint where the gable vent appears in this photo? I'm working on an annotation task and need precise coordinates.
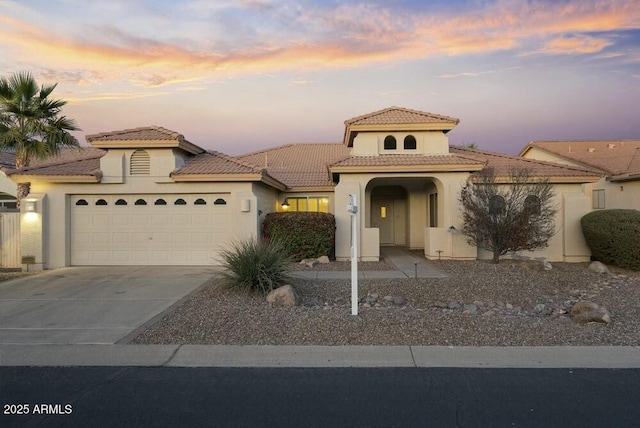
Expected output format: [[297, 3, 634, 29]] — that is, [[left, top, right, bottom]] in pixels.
[[130, 150, 150, 175]]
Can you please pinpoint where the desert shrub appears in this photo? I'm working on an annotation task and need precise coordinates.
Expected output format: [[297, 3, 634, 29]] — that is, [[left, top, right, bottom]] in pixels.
[[263, 212, 335, 261], [581, 209, 640, 270], [219, 238, 290, 294]]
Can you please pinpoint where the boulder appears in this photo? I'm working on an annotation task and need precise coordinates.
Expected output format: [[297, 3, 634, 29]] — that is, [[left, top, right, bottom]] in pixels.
[[305, 259, 318, 268], [317, 255, 330, 264], [392, 296, 407, 306], [570, 301, 611, 324], [588, 261, 609, 274], [266, 284, 298, 307]]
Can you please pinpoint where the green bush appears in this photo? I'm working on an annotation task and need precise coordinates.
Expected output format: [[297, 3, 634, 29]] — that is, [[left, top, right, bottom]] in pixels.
[[219, 238, 290, 294], [581, 209, 640, 270], [263, 212, 335, 261]]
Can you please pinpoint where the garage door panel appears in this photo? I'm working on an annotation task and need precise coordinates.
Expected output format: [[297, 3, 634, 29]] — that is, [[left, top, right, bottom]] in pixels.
[[71, 194, 231, 266]]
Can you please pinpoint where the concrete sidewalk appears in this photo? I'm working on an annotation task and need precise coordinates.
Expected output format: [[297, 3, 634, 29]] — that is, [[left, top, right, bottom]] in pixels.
[[2, 344, 640, 368], [291, 247, 448, 280]]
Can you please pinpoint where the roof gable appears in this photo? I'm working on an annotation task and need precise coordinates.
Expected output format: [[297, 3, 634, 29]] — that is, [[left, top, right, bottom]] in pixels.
[[87, 126, 205, 155], [345, 106, 459, 126], [343, 106, 459, 146]]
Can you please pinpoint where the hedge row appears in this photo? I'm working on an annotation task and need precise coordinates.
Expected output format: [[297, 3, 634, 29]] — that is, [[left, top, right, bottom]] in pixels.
[[581, 209, 640, 271], [263, 212, 335, 261]]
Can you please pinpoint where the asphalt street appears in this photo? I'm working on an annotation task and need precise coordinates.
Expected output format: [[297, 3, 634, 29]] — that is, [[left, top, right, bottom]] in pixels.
[[2, 367, 639, 427]]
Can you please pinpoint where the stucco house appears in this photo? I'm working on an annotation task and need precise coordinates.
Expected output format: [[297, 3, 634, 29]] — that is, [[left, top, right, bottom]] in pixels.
[[9, 107, 606, 270], [520, 140, 640, 211]]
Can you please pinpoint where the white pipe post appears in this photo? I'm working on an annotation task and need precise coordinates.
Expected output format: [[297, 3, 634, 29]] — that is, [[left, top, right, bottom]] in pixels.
[[348, 193, 358, 315]]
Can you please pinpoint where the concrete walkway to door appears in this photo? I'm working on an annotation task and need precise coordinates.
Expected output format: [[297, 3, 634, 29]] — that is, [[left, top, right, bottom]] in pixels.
[[0, 266, 219, 345], [290, 247, 447, 280]]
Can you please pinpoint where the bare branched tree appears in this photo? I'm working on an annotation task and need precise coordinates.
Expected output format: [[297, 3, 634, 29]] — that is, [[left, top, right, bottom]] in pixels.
[[459, 167, 558, 263]]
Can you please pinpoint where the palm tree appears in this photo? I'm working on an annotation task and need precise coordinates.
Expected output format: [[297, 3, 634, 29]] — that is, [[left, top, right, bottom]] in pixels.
[[0, 71, 79, 205]]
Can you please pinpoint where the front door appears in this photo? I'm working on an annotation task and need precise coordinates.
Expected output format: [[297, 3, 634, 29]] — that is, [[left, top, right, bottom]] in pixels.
[[372, 198, 394, 244]]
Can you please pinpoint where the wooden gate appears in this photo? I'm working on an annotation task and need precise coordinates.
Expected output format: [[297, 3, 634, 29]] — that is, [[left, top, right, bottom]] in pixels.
[[0, 213, 20, 268]]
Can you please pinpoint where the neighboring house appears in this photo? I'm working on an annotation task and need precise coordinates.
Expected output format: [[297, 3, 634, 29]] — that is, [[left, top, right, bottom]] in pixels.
[[9, 107, 605, 270], [520, 140, 640, 211], [0, 151, 18, 210]]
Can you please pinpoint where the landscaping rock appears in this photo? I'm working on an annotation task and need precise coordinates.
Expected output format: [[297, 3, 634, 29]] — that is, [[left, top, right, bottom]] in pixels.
[[392, 296, 407, 306], [448, 301, 461, 309], [266, 285, 298, 307], [463, 304, 478, 314], [433, 301, 448, 309], [570, 301, 611, 324], [542, 261, 553, 271], [317, 256, 330, 264], [305, 259, 319, 268], [588, 261, 609, 274], [533, 303, 546, 314], [384, 295, 394, 302]]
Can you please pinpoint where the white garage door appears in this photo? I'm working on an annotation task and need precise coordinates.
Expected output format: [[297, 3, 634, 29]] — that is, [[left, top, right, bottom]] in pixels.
[[71, 194, 230, 265]]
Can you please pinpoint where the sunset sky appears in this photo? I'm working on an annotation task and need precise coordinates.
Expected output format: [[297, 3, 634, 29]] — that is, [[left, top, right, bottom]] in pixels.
[[1, 0, 639, 155]]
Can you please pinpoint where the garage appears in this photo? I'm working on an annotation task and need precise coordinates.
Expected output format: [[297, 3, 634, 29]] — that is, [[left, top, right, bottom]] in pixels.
[[71, 194, 230, 265]]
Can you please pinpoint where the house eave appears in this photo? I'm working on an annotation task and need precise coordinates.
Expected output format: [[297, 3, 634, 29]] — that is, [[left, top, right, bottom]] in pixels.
[[10, 174, 101, 183], [91, 139, 205, 155], [171, 173, 287, 190], [330, 164, 485, 174]]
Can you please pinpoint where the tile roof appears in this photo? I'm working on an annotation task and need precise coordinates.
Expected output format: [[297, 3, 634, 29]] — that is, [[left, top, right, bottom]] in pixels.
[[451, 146, 603, 180], [522, 140, 640, 176], [172, 151, 265, 175], [86, 126, 185, 142], [238, 143, 351, 188], [8, 147, 106, 177], [0, 152, 16, 170], [330, 153, 484, 169], [344, 106, 459, 126]]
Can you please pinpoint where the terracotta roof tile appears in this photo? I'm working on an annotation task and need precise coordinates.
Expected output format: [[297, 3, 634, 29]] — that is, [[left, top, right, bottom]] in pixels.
[[0, 152, 16, 170], [330, 153, 483, 168], [238, 143, 350, 188], [523, 140, 640, 176], [345, 106, 459, 126], [86, 126, 184, 142], [172, 151, 264, 175], [451, 146, 602, 179], [8, 147, 105, 176]]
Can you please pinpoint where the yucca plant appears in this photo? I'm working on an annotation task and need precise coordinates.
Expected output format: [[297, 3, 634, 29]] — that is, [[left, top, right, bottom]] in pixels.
[[219, 238, 290, 294]]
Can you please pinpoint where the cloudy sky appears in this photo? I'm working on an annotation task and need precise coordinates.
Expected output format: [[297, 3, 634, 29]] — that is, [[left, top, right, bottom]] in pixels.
[[1, 0, 639, 155]]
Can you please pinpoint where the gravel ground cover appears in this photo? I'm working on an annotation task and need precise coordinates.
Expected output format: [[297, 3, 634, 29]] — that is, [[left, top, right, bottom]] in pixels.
[[133, 260, 640, 346], [290, 260, 394, 271]]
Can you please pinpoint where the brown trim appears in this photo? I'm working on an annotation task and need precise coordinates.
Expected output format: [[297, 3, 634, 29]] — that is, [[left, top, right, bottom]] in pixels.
[[91, 139, 205, 155]]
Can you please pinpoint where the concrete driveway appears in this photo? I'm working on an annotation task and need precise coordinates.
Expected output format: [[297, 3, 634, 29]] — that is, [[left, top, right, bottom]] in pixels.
[[0, 266, 219, 345]]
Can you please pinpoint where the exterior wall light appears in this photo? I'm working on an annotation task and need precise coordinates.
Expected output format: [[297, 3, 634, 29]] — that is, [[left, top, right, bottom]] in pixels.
[[25, 200, 37, 213], [281, 198, 289, 208]]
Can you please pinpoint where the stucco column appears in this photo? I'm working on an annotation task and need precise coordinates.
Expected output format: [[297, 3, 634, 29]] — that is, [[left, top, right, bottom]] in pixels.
[[20, 193, 46, 271]]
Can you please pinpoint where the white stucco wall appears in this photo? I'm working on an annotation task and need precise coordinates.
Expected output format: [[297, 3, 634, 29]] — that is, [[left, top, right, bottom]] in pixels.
[[352, 131, 449, 156]]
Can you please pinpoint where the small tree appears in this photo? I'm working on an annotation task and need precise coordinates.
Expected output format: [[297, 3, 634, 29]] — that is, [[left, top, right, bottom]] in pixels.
[[459, 167, 557, 263]]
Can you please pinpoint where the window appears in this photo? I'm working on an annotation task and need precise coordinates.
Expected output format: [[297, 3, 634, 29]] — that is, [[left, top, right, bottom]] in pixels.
[[130, 150, 150, 175], [194, 198, 206, 205], [429, 193, 438, 227], [115, 199, 128, 206], [524, 195, 541, 215], [404, 135, 417, 150], [75, 199, 88, 206], [154, 199, 167, 205], [489, 195, 506, 216], [281, 197, 330, 213], [593, 189, 605, 209], [384, 135, 397, 150], [214, 198, 227, 205], [134, 199, 147, 206], [95, 199, 108, 206], [174, 198, 187, 205]]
